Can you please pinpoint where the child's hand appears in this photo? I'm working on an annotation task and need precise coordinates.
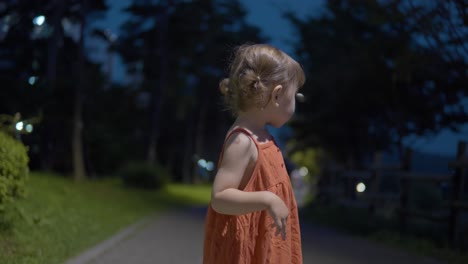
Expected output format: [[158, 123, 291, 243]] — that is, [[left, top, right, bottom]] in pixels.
[[265, 192, 289, 241]]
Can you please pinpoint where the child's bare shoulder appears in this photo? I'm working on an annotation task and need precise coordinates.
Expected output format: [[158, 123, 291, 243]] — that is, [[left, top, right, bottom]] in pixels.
[[223, 131, 257, 161]]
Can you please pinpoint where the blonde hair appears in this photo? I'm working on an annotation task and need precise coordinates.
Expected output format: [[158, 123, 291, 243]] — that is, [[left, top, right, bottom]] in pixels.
[[220, 44, 305, 116]]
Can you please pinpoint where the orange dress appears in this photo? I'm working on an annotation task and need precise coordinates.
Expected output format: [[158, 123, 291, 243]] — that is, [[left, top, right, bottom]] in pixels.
[[203, 128, 302, 264]]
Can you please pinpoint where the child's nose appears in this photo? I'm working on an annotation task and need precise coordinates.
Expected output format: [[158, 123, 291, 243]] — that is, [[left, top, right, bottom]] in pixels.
[[296, 93, 306, 102]]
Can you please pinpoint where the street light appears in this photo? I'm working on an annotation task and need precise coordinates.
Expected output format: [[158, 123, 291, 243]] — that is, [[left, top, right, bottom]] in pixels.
[[206, 161, 214, 172], [299, 166, 309, 176], [356, 182, 366, 193], [26, 124, 33, 133], [198, 159, 207, 168], [28, 76, 38, 85], [33, 15, 45, 26], [15, 121, 24, 131]]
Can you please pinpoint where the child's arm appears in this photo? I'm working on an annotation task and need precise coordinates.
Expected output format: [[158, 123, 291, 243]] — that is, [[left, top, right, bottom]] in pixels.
[[211, 133, 287, 217]]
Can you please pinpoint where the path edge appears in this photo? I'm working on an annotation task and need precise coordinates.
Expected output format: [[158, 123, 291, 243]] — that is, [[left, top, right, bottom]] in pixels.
[[65, 214, 156, 264]]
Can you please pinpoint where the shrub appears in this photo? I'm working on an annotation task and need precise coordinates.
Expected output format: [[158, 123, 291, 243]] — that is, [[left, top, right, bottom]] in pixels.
[[118, 161, 169, 190], [0, 131, 29, 212]]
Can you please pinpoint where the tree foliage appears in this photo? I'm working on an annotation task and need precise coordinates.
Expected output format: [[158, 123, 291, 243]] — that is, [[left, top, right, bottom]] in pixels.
[[0, 0, 107, 175], [0, 131, 29, 212], [287, 0, 468, 162], [5, 0, 465, 181]]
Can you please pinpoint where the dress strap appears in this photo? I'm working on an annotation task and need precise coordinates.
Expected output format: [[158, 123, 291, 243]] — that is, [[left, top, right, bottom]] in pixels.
[[224, 127, 258, 145]]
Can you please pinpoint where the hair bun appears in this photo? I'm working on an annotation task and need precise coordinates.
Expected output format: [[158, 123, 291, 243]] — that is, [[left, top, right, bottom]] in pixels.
[[219, 78, 230, 95]]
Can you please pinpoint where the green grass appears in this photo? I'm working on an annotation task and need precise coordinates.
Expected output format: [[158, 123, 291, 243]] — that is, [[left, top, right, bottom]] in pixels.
[[301, 203, 468, 264], [0, 172, 212, 264], [164, 183, 212, 205]]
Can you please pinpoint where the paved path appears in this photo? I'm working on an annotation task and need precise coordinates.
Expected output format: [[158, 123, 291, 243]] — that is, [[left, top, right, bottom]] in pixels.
[[66, 207, 444, 264]]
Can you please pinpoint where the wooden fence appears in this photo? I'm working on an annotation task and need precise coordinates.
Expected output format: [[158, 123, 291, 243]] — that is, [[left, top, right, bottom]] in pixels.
[[318, 141, 468, 248]]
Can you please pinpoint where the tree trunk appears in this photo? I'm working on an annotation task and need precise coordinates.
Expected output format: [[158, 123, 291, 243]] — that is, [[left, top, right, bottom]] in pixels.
[[73, 0, 87, 181], [192, 99, 208, 184], [183, 110, 196, 183], [42, 0, 63, 171], [147, 0, 170, 164], [47, 0, 63, 84]]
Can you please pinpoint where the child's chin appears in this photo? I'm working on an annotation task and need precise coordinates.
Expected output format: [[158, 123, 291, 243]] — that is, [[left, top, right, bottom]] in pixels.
[[270, 121, 286, 128]]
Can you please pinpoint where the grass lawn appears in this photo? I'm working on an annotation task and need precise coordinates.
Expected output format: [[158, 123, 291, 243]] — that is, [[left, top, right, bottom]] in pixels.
[[301, 203, 468, 264], [0, 172, 212, 264]]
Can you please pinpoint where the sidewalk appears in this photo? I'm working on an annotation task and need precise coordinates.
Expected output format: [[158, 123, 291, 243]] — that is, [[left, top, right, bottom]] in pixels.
[[66, 207, 444, 264]]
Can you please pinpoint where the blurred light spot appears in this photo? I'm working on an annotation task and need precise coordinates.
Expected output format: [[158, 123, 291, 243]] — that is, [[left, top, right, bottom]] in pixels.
[[26, 124, 33, 133], [61, 18, 80, 42], [28, 76, 37, 85], [296, 93, 306, 102], [105, 29, 118, 42], [32, 60, 39, 70], [198, 159, 207, 168], [15, 121, 24, 131], [4, 14, 12, 24], [206, 161, 214, 171], [33, 15, 45, 26], [356, 182, 366, 193], [0, 24, 8, 41], [299, 166, 308, 176]]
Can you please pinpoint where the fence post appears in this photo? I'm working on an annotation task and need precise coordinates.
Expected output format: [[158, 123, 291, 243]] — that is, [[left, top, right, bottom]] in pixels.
[[319, 162, 335, 205], [399, 147, 412, 233], [449, 141, 467, 248], [369, 151, 382, 215], [329, 162, 337, 203], [346, 155, 356, 201]]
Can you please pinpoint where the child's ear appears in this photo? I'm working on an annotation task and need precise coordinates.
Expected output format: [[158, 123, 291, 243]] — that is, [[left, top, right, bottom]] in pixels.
[[271, 85, 283, 102]]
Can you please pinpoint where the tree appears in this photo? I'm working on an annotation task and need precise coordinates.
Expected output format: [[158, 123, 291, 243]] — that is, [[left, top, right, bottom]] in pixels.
[[0, 0, 107, 178], [400, 0, 468, 66], [118, 0, 265, 182], [287, 0, 468, 164]]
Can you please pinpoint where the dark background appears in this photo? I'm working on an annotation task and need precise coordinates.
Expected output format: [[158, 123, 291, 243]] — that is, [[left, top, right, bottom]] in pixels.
[[0, 0, 467, 182]]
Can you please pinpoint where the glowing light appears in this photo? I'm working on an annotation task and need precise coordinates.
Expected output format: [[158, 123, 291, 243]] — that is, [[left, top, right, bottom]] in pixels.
[[206, 161, 214, 171], [33, 15, 45, 26], [356, 182, 366, 193], [15, 122, 24, 131], [26, 124, 33, 133], [28, 76, 37, 85], [198, 159, 207, 168], [296, 93, 306, 102], [299, 166, 308, 176]]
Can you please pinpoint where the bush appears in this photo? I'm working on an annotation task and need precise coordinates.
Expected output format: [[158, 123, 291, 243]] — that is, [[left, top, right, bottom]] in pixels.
[[0, 131, 29, 212], [118, 161, 169, 190]]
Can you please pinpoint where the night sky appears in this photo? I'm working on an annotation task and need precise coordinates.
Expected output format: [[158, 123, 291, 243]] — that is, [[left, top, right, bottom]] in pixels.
[[91, 0, 468, 158]]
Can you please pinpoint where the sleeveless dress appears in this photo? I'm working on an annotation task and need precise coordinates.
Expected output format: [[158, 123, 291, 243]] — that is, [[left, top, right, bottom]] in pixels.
[[203, 128, 302, 264]]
